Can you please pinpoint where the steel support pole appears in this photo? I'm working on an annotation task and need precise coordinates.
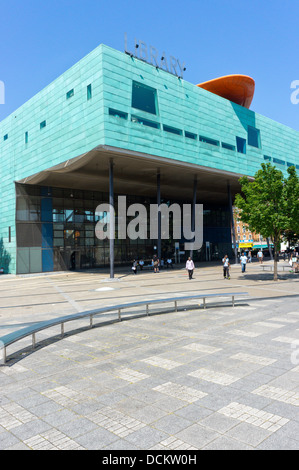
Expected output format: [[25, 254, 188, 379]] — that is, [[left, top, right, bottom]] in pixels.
[[109, 159, 114, 278], [227, 182, 238, 264], [157, 171, 161, 261], [190, 176, 197, 258]]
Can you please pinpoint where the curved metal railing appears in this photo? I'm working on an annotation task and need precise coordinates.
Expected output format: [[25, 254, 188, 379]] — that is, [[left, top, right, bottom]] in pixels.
[[0, 291, 248, 364]]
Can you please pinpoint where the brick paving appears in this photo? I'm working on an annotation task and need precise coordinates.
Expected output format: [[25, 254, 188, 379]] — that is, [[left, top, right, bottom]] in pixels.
[[0, 261, 298, 450]]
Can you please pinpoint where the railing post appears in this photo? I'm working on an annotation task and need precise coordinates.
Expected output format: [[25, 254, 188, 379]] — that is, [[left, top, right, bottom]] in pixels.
[[32, 333, 36, 349], [90, 315, 93, 328], [146, 304, 149, 316], [61, 323, 64, 338], [118, 309, 121, 321], [174, 301, 177, 312], [232, 295, 235, 307], [203, 298, 206, 309], [1, 346, 6, 365]]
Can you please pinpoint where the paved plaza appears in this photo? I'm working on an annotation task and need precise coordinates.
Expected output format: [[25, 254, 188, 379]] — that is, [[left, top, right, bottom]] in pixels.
[[0, 260, 298, 450]]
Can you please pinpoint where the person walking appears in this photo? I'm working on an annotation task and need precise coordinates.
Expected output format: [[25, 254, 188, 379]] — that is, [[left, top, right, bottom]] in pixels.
[[222, 255, 230, 279], [132, 259, 138, 274], [152, 255, 159, 273], [240, 252, 248, 273], [186, 257, 195, 280], [257, 249, 263, 264]]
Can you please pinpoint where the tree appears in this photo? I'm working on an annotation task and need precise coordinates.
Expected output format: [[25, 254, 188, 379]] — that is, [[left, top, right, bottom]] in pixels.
[[235, 163, 299, 281]]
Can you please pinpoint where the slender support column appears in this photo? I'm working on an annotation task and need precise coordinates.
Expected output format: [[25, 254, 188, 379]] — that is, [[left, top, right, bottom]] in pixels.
[[157, 170, 161, 260], [227, 182, 238, 264], [190, 176, 197, 258], [109, 159, 114, 279]]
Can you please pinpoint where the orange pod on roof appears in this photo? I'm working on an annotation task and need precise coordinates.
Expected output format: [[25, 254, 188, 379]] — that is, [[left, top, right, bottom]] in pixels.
[[197, 74, 255, 109]]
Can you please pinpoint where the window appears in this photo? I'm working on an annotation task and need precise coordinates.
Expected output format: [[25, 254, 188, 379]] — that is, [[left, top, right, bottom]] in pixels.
[[3, 134, 8, 141], [87, 84, 92, 100], [199, 136, 219, 146], [236, 136, 246, 154], [264, 155, 271, 162], [131, 115, 160, 129], [132, 81, 157, 115], [163, 125, 182, 136], [66, 89, 74, 99], [222, 142, 235, 151], [40, 120, 46, 130], [273, 158, 285, 166], [185, 131, 197, 140], [108, 108, 128, 119], [25, 131, 28, 144], [247, 125, 261, 148]]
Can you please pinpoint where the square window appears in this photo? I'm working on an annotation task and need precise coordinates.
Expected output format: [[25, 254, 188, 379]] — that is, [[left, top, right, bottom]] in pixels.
[[66, 89, 74, 99], [3, 134, 8, 141], [236, 136, 246, 154], [40, 120, 46, 130], [132, 81, 157, 115], [248, 125, 261, 148]]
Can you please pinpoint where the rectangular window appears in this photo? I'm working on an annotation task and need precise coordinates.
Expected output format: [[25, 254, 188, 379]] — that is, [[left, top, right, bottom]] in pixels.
[[40, 120, 46, 129], [273, 158, 285, 166], [9, 226, 11, 243], [3, 134, 8, 141], [66, 89, 74, 99], [199, 136, 219, 146], [222, 142, 235, 151], [287, 162, 295, 167], [163, 125, 182, 136], [264, 155, 271, 161], [185, 131, 197, 140], [87, 84, 92, 100], [247, 125, 261, 148], [132, 81, 157, 115], [236, 136, 246, 154], [131, 115, 160, 129], [108, 108, 128, 119], [25, 131, 28, 144]]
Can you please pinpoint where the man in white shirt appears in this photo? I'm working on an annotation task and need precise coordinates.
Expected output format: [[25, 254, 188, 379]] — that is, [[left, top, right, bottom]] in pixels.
[[240, 252, 248, 273], [186, 257, 195, 280]]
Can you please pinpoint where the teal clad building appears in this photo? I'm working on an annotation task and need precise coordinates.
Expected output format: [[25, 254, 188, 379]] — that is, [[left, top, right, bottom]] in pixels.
[[0, 43, 298, 274]]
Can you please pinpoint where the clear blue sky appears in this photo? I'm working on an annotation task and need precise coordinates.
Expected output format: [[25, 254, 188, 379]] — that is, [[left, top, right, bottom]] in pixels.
[[1, 0, 298, 130]]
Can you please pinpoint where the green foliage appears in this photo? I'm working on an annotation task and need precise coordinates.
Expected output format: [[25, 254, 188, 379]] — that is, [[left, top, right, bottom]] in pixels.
[[235, 163, 299, 280], [235, 163, 299, 245]]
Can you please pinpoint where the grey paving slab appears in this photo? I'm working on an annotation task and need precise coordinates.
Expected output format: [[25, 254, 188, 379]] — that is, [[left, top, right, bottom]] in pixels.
[[0, 262, 299, 450]]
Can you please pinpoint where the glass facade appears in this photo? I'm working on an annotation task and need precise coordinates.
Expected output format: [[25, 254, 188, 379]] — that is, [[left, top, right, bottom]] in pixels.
[[15, 183, 233, 274]]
